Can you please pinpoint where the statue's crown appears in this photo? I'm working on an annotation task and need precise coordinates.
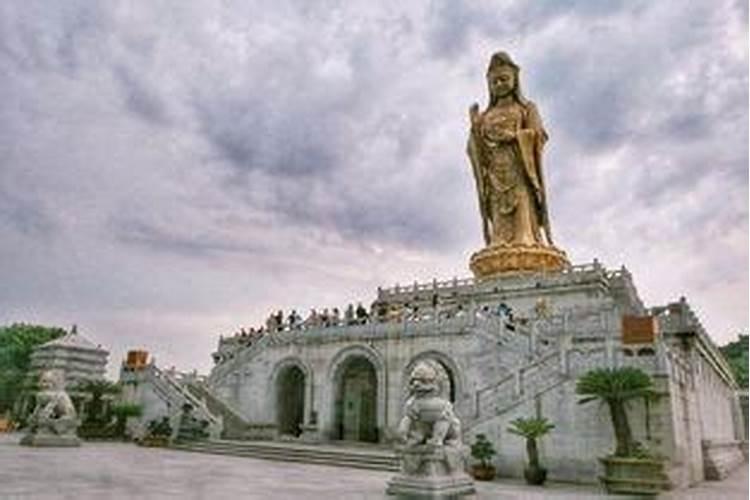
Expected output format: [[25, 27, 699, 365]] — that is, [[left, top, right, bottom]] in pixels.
[[487, 51, 519, 74]]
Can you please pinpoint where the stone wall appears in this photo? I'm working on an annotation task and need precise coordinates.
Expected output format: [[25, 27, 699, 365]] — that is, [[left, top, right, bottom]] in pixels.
[[204, 263, 744, 486]]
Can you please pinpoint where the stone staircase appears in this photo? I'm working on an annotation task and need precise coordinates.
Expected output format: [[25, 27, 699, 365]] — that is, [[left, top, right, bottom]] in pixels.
[[183, 381, 257, 439], [467, 350, 569, 430], [145, 365, 223, 439], [170, 439, 400, 472]]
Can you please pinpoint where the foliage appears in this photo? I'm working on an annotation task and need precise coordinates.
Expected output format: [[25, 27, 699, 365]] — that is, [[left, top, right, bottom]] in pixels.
[[508, 417, 555, 472], [0, 323, 66, 414], [111, 403, 143, 438], [74, 379, 122, 424], [507, 417, 555, 440], [470, 433, 497, 468], [576, 367, 654, 457], [720, 334, 748, 389], [146, 417, 173, 438], [576, 367, 654, 405]]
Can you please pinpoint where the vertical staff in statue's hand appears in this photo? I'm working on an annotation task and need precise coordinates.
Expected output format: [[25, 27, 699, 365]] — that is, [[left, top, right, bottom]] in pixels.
[[467, 103, 491, 245]]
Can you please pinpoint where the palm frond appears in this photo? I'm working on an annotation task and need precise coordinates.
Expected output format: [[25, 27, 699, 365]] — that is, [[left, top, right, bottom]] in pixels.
[[507, 416, 555, 439]]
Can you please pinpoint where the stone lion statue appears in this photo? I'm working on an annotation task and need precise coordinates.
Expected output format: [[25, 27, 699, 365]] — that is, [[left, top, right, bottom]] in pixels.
[[387, 361, 473, 495], [398, 360, 462, 448], [21, 370, 79, 446]]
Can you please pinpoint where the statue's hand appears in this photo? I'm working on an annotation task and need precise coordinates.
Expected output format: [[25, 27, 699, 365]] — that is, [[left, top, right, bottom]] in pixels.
[[469, 103, 480, 127], [498, 130, 516, 142]]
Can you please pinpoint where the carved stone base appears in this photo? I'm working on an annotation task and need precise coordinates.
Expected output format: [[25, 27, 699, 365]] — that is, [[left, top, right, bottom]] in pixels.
[[469, 243, 569, 279], [387, 445, 475, 499], [20, 433, 81, 447], [386, 474, 476, 499]]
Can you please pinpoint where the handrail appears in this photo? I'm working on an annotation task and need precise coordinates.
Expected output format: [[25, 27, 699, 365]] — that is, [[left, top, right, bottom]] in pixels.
[[186, 380, 249, 426], [376, 261, 613, 296], [148, 364, 221, 430]]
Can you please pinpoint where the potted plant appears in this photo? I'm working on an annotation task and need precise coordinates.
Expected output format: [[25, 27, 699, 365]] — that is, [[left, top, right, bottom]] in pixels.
[[469, 433, 497, 480], [110, 403, 143, 440], [75, 379, 122, 438], [576, 367, 670, 494], [507, 416, 554, 485], [139, 417, 172, 447]]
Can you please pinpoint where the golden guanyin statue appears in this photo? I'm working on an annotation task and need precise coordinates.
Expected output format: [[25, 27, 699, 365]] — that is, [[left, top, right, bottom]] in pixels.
[[467, 51, 569, 278]]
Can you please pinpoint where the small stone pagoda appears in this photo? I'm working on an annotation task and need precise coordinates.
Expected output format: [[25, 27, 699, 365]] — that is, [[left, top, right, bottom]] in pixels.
[[29, 325, 109, 389]]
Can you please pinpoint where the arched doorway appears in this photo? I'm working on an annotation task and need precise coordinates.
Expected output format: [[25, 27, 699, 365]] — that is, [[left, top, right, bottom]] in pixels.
[[440, 361, 457, 403], [334, 356, 378, 443], [276, 365, 305, 437]]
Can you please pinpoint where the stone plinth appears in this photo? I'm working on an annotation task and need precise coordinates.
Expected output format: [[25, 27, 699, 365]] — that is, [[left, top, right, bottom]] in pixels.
[[469, 243, 569, 279], [20, 433, 80, 447], [702, 440, 746, 480], [387, 445, 475, 499]]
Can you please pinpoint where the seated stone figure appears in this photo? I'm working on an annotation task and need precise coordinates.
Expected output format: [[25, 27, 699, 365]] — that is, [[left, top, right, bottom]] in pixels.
[[387, 361, 474, 498], [398, 361, 461, 448], [20, 370, 80, 446]]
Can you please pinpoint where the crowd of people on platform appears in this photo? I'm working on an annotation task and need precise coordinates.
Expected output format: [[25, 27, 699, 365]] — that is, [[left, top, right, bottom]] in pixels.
[[263, 302, 372, 333], [212, 298, 518, 366], [218, 302, 373, 350], [218, 298, 518, 351]]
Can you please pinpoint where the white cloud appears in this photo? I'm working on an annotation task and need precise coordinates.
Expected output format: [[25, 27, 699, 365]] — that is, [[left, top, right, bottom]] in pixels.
[[0, 0, 746, 376]]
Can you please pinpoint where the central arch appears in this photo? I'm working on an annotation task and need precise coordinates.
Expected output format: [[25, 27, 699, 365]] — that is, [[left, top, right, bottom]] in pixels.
[[333, 356, 378, 442], [276, 365, 306, 437]]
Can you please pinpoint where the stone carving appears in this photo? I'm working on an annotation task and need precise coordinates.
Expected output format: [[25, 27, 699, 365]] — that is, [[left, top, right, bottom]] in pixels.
[[467, 51, 568, 278], [20, 370, 80, 447], [386, 361, 474, 498], [399, 361, 461, 450]]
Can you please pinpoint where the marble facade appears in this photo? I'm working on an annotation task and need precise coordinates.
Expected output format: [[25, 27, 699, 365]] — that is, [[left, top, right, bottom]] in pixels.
[[197, 261, 745, 487]]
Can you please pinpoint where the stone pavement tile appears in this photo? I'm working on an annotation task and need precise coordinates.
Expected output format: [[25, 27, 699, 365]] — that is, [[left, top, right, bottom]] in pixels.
[[1, 435, 746, 500], [661, 464, 748, 500]]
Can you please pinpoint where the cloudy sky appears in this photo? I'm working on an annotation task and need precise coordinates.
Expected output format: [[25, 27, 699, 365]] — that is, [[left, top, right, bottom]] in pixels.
[[1, 1, 747, 377]]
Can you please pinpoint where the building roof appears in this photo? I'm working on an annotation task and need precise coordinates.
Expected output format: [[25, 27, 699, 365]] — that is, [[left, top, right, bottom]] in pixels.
[[39, 328, 108, 353]]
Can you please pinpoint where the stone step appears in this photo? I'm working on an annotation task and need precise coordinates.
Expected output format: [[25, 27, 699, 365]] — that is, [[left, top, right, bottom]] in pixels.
[[170, 439, 400, 472]]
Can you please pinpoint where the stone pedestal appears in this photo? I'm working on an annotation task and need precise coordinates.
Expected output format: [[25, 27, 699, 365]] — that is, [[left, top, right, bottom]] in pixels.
[[469, 243, 569, 279], [702, 440, 746, 480], [20, 433, 81, 447], [387, 445, 475, 499], [299, 424, 320, 443]]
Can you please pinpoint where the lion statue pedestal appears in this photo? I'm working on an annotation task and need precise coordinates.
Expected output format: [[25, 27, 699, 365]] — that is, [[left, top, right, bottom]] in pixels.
[[20, 370, 80, 447], [386, 361, 475, 499]]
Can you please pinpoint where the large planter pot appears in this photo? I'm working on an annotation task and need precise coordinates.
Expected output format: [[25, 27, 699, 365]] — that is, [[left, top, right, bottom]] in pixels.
[[523, 466, 547, 485], [139, 436, 169, 447], [470, 465, 496, 481], [599, 456, 671, 495]]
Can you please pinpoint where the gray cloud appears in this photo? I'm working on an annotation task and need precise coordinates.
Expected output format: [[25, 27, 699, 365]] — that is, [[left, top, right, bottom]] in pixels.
[[113, 65, 169, 124], [0, 1, 746, 376]]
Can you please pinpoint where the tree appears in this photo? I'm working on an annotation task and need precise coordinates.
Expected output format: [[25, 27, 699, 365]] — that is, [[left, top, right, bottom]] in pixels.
[[74, 379, 122, 424], [576, 367, 654, 457], [111, 403, 143, 438], [508, 416, 555, 473], [720, 334, 748, 389], [0, 323, 66, 414], [470, 433, 497, 468]]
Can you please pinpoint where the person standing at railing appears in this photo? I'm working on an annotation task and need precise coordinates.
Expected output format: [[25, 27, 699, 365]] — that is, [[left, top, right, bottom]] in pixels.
[[344, 304, 355, 325], [355, 302, 369, 324]]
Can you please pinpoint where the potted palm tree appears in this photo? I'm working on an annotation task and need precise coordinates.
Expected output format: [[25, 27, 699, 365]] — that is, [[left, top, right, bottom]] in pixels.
[[507, 416, 554, 485], [75, 380, 122, 439], [110, 403, 143, 440], [576, 367, 670, 494], [469, 433, 497, 480], [139, 417, 172, 447]]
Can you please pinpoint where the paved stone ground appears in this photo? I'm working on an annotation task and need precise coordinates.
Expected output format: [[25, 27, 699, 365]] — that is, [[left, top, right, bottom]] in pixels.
[[0, 434, 746, 499]]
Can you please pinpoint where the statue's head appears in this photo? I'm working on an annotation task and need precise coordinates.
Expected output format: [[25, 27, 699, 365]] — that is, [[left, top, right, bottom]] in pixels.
[[39, 370, 65, 391], [409, 361, 440, 398], [486, 51, 524, 105]]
